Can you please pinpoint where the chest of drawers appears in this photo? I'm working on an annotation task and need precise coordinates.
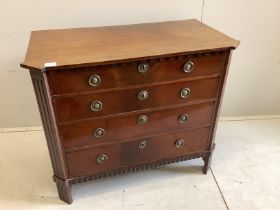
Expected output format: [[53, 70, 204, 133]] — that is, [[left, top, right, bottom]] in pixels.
[[21, 19, 239, 204]]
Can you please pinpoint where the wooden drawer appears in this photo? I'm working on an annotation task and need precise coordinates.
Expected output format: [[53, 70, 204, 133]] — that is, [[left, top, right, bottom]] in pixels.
[[66, 127, 210, 177], [54, 77, 219, 123], [61, 102, 215, 151], [48, 53, 225, 95]]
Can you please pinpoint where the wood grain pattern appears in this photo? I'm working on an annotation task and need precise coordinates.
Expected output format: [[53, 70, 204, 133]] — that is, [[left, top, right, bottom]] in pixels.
[[60, 102, 214, 151], [30, 70, 68, 179], [203, 50, 232, 174], [48, 52, 225, 95], [66, 151, 210, 185], [66, 127, 210, 177], [20, 19, 239, 70], [54, 77, 219, 123], [21, 19, 239, 204], [30, 70, 72, 204]]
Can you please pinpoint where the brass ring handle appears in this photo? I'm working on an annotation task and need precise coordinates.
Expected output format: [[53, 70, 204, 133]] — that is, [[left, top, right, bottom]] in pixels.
[[138, 115, 148, 125], [178, 114, 189, 123], [94, 128, 105, 138], [180, 88, 190, 98], [88, 75, 101, 87], [175, 139, 184, 148], [90, 100, 102, 111], [138, 90, 149, 101], [183, 61, 194, 73], [97, 154, 108, 164], [139, 140, 147, 149], [138, 63, 149, 73]]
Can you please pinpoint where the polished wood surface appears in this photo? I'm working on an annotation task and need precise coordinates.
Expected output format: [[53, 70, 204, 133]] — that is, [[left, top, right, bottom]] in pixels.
[[20, 19, 239, 70], [54, 77, 219, 122], [61, 102, 214, 151], [48, 53, 225, 95], [29, 70, 71, 203], [203, 50, 232, 174], [22, 19, 239, 204], [66, 127, 210, 177]]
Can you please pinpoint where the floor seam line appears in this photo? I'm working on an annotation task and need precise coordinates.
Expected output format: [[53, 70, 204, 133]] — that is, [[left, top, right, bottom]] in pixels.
[[219, 117, 280, 122], [0, 129, 43, 133], [210, 167, 230, 210]]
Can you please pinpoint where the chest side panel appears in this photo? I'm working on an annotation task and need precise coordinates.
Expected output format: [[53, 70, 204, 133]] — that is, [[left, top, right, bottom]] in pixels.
[[29, 70, 68, 179]]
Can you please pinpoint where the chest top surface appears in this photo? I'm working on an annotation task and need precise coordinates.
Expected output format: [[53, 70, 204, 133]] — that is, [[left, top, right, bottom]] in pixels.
[[21, 19, 239, 71]]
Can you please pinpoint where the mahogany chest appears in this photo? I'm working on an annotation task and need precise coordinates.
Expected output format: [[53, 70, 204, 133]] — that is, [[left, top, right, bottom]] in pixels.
[[21, 19, 239, 204]]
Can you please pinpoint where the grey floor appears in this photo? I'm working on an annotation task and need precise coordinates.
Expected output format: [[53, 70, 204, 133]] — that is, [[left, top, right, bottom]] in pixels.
[[0, 118, 279, 210]]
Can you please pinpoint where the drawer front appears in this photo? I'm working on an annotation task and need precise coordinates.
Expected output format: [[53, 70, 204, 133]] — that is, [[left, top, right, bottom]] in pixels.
[[66, 127, 210, 177], [61, 102, 214, 150], [48, 53, 225, 95], [54, 77, 219, 123]]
